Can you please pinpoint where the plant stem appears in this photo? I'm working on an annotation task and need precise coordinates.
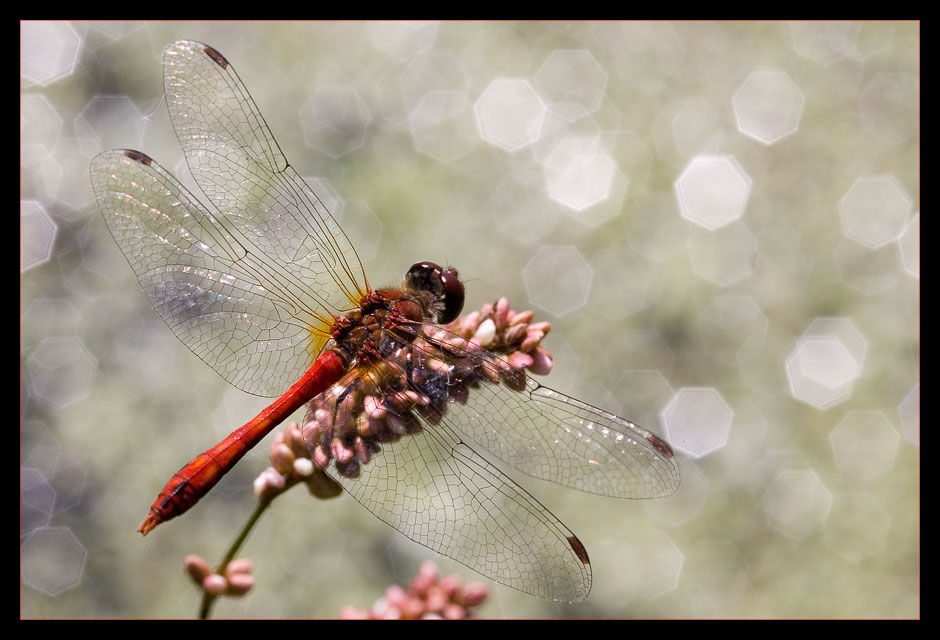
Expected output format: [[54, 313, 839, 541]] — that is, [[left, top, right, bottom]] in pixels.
[[197, 493, 277, 620]]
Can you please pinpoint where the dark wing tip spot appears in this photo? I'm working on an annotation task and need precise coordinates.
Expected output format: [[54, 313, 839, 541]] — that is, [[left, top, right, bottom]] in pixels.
[[647, 434, 675, 459], [203, 44, 229, 69], [123, 149, 152, 166], [567, 536, 590, 566]]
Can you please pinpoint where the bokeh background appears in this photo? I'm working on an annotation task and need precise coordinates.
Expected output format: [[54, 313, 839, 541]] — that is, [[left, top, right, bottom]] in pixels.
[[21, 21, 919, 619]]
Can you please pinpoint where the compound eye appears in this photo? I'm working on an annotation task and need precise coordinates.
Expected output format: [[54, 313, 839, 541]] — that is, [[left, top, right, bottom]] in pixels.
[[406, 261, 441, 292], [437, 267, 465, 324], [406, 261, 465, 324], [409, 261, 441, 276]]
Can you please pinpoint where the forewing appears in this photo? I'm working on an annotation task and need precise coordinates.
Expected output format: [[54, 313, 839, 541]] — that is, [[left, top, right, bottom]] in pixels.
[[163, 40, 367, 315]]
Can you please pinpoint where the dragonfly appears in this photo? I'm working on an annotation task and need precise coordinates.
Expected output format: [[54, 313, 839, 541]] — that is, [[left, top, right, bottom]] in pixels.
[[90, 40, 680, 603]]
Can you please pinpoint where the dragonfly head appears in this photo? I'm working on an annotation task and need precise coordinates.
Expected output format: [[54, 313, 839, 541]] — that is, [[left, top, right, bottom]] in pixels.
[[405, 261, 465, 325]]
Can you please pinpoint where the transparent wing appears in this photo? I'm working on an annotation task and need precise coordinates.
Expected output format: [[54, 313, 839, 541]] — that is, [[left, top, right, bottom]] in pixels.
[[304, 363, 592, 602], [414, 325, 681, 499], [90, 149, 329, 397], [91, 40, 372, 396], [300, 323, 678, 601], [163, 40, 367, 314]]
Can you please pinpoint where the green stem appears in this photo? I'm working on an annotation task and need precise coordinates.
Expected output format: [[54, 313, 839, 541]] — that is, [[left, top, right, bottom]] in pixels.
[[197, 493, 277, 620]]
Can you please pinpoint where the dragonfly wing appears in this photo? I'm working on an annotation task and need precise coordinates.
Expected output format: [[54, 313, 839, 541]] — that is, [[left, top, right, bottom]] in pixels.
[[163, 40, 367, 316], [90, 149, 322, 397], [448, 376, 680, 500], [305, 365, 592, 602], [413, 327, 681, 500]]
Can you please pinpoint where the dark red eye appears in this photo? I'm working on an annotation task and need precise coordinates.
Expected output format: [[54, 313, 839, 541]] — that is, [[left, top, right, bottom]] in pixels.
[[437, 267, 465, 324], [406, 261, 465, 324]]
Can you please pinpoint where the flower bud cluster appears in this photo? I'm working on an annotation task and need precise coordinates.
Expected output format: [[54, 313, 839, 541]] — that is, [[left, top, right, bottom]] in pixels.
[[340, 561, 488, 619], [444, 297, 553, 375], [184, 554, 254, 597], [253, 421, 343, 500], [254, 298, 554, 501]]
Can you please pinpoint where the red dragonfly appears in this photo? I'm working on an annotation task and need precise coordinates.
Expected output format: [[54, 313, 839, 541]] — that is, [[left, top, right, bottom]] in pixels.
[[90, 40, 679, 602]]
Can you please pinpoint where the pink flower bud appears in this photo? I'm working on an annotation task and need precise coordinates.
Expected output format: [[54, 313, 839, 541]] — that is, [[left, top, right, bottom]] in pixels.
[[503, 323, 527, 345], [285, 422, 307, 454], [508, 351, 534, 371], [461, 583, 489, 607], [312, 444, 330, 469], [293, 457, 314, 477], [331, 438, 354, 464], [438, 575, 461, 597], [494, 297, 511, 329], [508, 309, 534, 326], [384, 584, 407, 608], [226, 558, 253, 576], [225, 572, 254, 596], [530, 346, 554, 375], [401, 596, 426, 619], [411, 562, 437, 596], [442, 603, 466, 619], [253, 467, 286, 496], [202, 574, 227, 596], [424, 586, 447, 612], [529, 320, 551, 335], [460, 310, 481, 333], [271, 442, 295, 474], [364, 395, 385, 418], [340, 605, 368, 619], [184, 555, 211, 585], [520, 330, 544, 353]]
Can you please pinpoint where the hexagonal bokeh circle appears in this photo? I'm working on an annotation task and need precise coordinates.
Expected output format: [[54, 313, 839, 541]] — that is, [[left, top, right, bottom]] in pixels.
[[785, 318, 866, 409], [675, 156, 751, 230], [26, 337, 97, 408], [76, 96, 144, 154], [300, 86, 370, 157], [788, 21, 858, 65], [733, 70, 805, 144], [523, 246, 593, 316], [21, 200, 57, 272], [535, 50, 607, 121], [839, 176, 912, 249], [898, 213, 919, 277], [475, 79, 547, 151], [408, 90, 478, 162], [21, 468, 55, 536], [661, 387, 733, 457], [21, 94, 63, 147], [898, 382, 920, 445], [764, 470, 832, 540], [542, 136, 619, 212], [21, 21, 80, 85], [21, 527, 87, 595], [830, 411, 899, 479], [399, 51, 469, 113]]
